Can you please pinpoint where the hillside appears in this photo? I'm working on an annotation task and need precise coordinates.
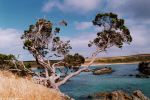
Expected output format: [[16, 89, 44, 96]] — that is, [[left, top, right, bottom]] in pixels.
[[24, 54, 150, 67], [24, 60, 60, 68], [0, 71, 68, 100], [84, 54, 150, 65]]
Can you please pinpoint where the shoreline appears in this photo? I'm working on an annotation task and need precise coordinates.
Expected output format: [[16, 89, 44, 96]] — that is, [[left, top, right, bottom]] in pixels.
[[82, 61, 140, 67], [57, 61, 149, 68]]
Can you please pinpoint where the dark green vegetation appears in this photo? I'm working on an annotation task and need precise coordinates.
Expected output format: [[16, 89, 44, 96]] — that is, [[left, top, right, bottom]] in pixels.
[[89, 13, 132, 51], [0, 53, 33, 76], [138, 62, 150, 75], [21, 19, 71, 60], [0, 53, 16, 69], [63, 53, 85, 70], [85, 54, 150, 64], [24, 60, 59, 68]]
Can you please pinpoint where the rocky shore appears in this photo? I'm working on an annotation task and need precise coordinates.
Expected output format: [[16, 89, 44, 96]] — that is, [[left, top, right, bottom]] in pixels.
[[87, 90, 149, 100]]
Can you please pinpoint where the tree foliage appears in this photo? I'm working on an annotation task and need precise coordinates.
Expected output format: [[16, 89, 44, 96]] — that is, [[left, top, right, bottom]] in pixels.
[[0, 53, 33, 76], [63, 53, 85, 71], [0, 53, 16, 61], [21, 19, 72, 62], [21, 19, 86, 89], [0, 54, 16, 69], [89, 12, 132, 51], [19, 13, 133, 90]]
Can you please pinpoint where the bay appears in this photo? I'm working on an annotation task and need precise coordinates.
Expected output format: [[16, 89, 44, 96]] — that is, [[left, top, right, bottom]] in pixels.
[[60, 64, 150, 100]]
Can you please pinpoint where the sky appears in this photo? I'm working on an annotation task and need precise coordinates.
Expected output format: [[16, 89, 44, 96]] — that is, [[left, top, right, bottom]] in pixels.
[[0, 0, 150, 61]]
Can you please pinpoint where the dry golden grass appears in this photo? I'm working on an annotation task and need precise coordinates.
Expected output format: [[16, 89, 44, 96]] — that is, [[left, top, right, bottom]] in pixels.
[[0, 71, 65, 100]]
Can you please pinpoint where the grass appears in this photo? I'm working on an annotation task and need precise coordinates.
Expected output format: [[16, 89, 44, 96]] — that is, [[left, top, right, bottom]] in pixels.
[[0, 71, 66, 100], [85, 54, 150, 64]]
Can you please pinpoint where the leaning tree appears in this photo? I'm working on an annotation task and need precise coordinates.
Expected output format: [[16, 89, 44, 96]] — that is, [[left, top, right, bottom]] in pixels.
[[21, 12, 132, 91], [21, 19, 86, 90]]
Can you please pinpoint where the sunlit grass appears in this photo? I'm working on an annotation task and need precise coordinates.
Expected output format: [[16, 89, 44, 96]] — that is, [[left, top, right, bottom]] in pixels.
[[0, 71, 64, 100]]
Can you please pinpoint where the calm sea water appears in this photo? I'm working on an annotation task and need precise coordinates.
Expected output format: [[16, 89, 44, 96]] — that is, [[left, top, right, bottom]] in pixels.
[[60, 64, 150, 100]]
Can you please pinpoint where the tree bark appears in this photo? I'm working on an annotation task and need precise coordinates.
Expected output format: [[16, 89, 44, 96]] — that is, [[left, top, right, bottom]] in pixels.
[[30, 46, 100, 90], [86, 50, 99, 67], [56, 50, 100, 87], [57, 67, 89, 86]]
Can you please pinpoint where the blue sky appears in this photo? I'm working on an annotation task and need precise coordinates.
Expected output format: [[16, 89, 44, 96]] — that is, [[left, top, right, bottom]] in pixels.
[[0, 0, 150, 60]]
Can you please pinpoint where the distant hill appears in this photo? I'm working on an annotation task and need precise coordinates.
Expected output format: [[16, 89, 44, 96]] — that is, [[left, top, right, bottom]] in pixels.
[[24, 54, 150, 67], [24, 60, 60, 68], [85, 54, 150, 64]]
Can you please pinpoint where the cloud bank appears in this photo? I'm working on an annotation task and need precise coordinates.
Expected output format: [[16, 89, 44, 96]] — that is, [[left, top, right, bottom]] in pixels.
[[42, 0, 102, 13], [0, 28, 34, 60]]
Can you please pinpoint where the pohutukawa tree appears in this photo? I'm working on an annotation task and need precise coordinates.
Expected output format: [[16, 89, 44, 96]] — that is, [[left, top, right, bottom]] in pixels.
[[21, 19, 86, 90], [21, 12, 132, 91]]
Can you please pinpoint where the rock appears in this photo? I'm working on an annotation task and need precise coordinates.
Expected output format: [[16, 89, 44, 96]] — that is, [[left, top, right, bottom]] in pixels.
[[62, 94, 74, 100], [132, 90, 149, 100], [86, 90, 149, 100], [83, 69, 92, 72], [129, 74, 134, 76], [93, 67, 112, 75], [138, 62, 150, 75], [135, 74, 149, 78], [111, 90, 132, 100]]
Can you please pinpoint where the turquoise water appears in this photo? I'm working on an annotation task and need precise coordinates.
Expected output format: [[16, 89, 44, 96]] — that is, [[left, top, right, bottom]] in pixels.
[[60, 64, 150, 100]]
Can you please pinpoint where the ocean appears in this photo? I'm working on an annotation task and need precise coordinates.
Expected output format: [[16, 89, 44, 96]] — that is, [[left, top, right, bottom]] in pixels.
[[60, 64, 150, 100]]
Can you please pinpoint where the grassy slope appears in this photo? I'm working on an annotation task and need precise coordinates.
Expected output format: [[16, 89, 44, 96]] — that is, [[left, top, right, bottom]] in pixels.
[[0, 71, 66, 100], [85, 54, 150, 64]]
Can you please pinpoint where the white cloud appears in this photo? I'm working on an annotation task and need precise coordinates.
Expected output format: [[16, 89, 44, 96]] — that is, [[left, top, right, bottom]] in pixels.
[[103, 0, 150, 56], [42, 0, 102, 13], [75, 22, 92, 30], [62, 21, 150, 57], [64, 0, 101, 12], [124, 19, 150, 47], [0, 28, 33, 61], [61, 32, 96, 57], [75, 21, 103, 31], [106, 0, 127, 9], [106, 0, 150, 21], [94, 26, 103, 32], [0, 28, 21, 48], [42, 1, 57, 12], [130, 26, 150, 46], [62, 32, 95, 47]]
